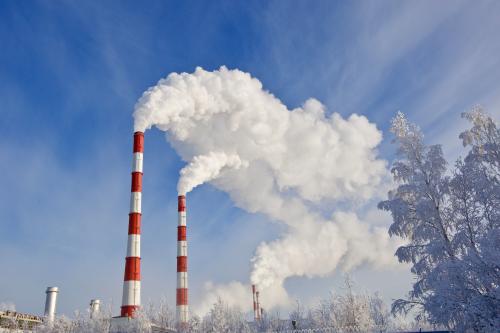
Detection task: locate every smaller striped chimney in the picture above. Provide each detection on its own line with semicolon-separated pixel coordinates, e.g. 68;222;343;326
176;195;188;325
252;284;260;321
255;290;261;321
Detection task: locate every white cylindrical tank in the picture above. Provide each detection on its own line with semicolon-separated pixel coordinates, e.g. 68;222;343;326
44;287;59;323
90;299;101;318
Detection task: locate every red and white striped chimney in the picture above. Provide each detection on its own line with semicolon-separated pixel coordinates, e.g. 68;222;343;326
252;285;259;321
255;290;261;321
121;131;144;317
176;195;189;324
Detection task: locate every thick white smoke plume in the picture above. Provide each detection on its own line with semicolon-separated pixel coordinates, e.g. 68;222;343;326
134;67;399;311
177;152;246;195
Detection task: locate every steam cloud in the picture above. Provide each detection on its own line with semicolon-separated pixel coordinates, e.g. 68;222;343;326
134;67;399;311
177;152;247;195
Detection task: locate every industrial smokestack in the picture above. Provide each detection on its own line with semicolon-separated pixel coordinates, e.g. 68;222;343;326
176;195;188;325
121;131;144;317
90;299;100;319
252;284;259;321
44;287;58;323
255;290;261;321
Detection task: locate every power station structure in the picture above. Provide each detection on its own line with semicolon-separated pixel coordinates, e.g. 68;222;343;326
119;131;191;326
116;131;264;328
0;311;43;331
252;284;262;321
0;287;59;332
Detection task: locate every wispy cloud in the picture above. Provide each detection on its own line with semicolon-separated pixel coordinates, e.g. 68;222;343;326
251;1;500;156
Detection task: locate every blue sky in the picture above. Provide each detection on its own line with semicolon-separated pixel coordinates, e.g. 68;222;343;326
1;0;499;317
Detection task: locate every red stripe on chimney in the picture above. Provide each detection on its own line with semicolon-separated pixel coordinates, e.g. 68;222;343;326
176;288;188;305
177;256;187;272
128;213;141;235
124;256;141;281
133;132;144;153
131;172;142;192
178;195;186;212
120;305;138;317
178;226;187;241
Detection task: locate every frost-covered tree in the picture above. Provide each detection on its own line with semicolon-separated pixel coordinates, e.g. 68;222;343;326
34;301;148;333
336;276;374;331
187;314;202;333
144;297;175;329
256;309;288;332
200;298;253;333
60;307;112;333
201;298;230;333
22;282;413;333
369;292;390;332
35;315;74;333
379;108;500;332
308;276;390;332
288;300;307;330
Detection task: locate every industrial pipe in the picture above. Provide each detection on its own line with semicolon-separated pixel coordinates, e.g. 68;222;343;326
90;299;100;319
44;287;58;323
